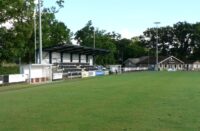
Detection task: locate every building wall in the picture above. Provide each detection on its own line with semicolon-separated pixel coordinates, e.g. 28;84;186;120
63;53;71;63
42;52;49;64
159;64;184;71
124;61;136;67
81;55;86;63
52;52;61;63
185;63;200;71
72;54;79;63
88;55;93;65
22;65;52;79
39;51;94;65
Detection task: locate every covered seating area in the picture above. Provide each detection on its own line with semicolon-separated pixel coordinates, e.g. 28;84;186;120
38;44;109;79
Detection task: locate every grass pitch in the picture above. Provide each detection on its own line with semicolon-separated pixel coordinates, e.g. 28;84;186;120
0;72;200;131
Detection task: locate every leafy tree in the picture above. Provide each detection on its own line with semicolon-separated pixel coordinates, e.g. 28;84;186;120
116;38;146;63
0;27;16;62
74;20;94;47
171;22;194;60
115;38;131;63
0;0;35;63
0;0;70;63
141;21;200;62
95;32;117;65
75;20;117;65
0;0;23;24
41;8;72;47
190;22;200;60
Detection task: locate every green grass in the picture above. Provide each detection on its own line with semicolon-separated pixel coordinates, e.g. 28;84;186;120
0;72;200;131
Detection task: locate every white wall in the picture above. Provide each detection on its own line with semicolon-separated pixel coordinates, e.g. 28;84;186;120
88;55;93;65
53;73;63;80
52;52;61;63
22;64;52;79
9;74;26;83
0;76;3;84
81;55;86;63
63;53;71;63
42;52;49;64
193;64;200;69
72;54;79;63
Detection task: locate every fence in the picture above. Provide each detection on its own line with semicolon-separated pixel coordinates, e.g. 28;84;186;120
122;67;148;72
0;74;27;85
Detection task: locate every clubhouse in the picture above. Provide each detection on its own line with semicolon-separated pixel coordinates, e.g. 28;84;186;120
124;56;200;71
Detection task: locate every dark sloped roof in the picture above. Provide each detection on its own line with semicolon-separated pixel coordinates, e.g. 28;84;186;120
124;56;148;64
138;56;168;64
125;56;185;65
42;44;110;55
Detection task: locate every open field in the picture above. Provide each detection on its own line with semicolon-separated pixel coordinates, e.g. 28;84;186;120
0;72;200;131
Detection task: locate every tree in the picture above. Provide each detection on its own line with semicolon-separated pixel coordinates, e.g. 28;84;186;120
0;0;35;63
116;38;146;63
95;32;117;65
74;20;94;47
115;38;131;63
190;22;200;60
75;20;118;65
172;22;195;60
0;27;16;62
141;21;200;62
0;0;70;63
41;8;72;47
0;0;23;24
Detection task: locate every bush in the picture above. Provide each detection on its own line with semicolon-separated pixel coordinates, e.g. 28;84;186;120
0;66;19;75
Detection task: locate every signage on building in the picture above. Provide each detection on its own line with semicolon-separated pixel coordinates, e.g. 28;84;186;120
168;58;175;64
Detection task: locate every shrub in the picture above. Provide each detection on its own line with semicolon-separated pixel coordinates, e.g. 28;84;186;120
0;66;19;75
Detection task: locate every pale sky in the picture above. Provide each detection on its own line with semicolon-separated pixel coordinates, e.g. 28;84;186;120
44;0;200;39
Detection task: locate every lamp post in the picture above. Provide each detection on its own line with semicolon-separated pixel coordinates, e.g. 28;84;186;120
154;22;160;71
93;28;95;48
38;0;42;64
93;28;96;65
34;2;37;64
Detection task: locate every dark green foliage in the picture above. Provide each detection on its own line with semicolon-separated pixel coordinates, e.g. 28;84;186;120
1;0;200;65
142;21;200;61
0;0;71;64
42;9;72;47
75;21;118;65
116;38;146;63
74;20;95;47
0;66;19;75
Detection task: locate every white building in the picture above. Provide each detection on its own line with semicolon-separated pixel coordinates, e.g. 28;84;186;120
124;56;185;71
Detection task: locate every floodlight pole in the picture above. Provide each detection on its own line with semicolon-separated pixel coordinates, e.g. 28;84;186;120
93;28;95;48
154;22;160;71
38;0;42;64
34;5;37;64
93;28;96;65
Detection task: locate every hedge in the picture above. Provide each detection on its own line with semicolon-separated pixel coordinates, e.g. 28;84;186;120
0;66;19;75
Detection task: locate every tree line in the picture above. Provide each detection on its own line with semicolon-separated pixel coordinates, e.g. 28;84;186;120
1;0;200;66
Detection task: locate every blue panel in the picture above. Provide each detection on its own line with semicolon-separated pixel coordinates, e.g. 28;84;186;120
95;71;105;76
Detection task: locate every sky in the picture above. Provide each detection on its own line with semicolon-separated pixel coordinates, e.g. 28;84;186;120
44;0;200;39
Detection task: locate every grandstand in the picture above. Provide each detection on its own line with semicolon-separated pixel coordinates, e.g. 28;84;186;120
1;44;110;85
38;44;109;79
